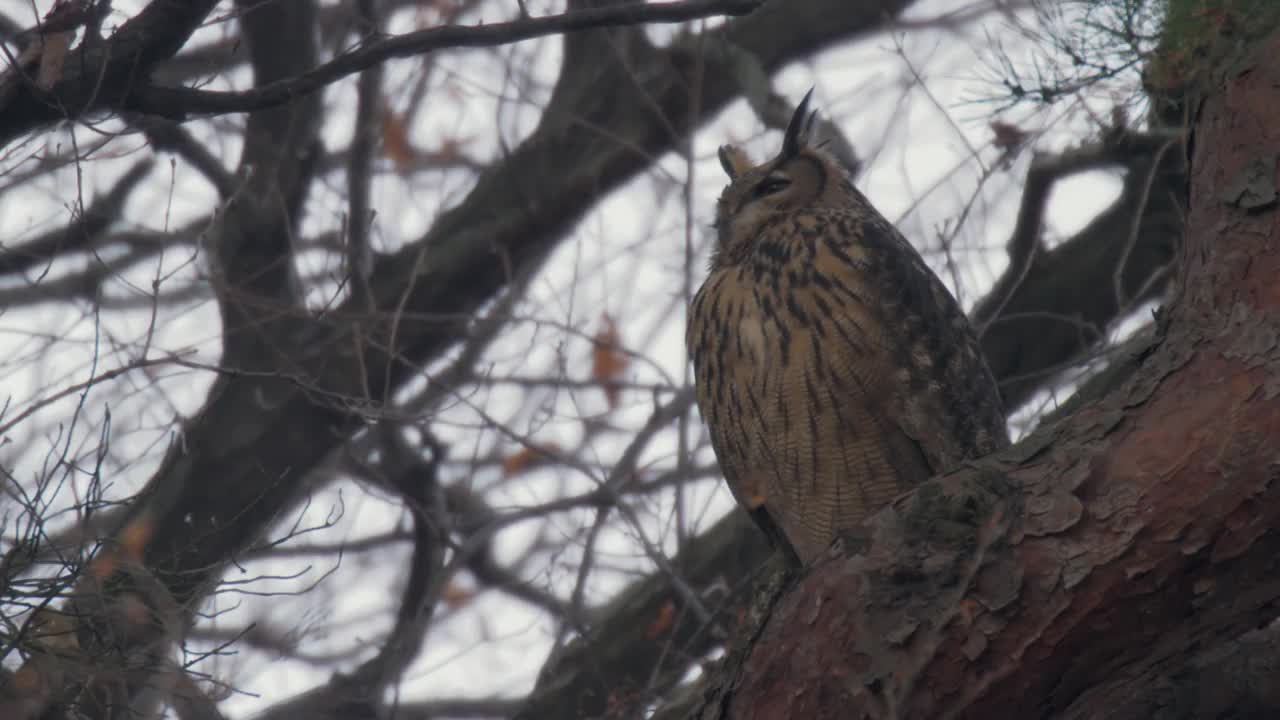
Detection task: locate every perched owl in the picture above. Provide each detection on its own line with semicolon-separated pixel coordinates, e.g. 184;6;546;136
687;91;1008;566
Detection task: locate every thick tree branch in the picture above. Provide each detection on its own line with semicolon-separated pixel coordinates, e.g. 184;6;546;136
2;3;327;716
343;0;381;313
1058;623;1280;718
973;132;1175;342
0;0;221;146
250;429;448;720
132;0;324;605
975;130;1185;410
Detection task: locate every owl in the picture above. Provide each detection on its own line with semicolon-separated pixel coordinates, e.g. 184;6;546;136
687;90;1008;566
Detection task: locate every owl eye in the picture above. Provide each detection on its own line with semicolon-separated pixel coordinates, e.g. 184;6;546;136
753;176;791;197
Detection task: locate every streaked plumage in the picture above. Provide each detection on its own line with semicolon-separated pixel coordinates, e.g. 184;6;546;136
687;91;1007;565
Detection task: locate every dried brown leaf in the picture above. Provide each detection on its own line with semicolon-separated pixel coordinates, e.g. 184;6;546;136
591;314;628;409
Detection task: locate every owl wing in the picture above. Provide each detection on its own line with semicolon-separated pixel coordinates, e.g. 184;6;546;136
872;407;937;489
802;292;939;548
851;213;1009;470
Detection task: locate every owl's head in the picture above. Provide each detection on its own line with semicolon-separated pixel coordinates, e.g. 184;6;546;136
712;90;854;265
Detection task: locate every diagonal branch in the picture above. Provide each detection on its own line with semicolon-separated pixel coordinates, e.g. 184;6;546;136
0;159;153;279
974;130;1185;410
125;0;765;119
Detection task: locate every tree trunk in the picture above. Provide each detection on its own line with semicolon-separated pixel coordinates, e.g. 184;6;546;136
695;23;1280;720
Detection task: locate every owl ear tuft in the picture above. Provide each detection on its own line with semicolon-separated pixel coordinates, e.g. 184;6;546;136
718;145;753;179
782;88;817;159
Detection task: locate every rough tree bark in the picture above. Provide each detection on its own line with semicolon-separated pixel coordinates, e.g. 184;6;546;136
692;23;1280;720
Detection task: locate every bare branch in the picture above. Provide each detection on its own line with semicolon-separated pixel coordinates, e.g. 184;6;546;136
127;1;765;120
974;129;1185;410
0;159;153;279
